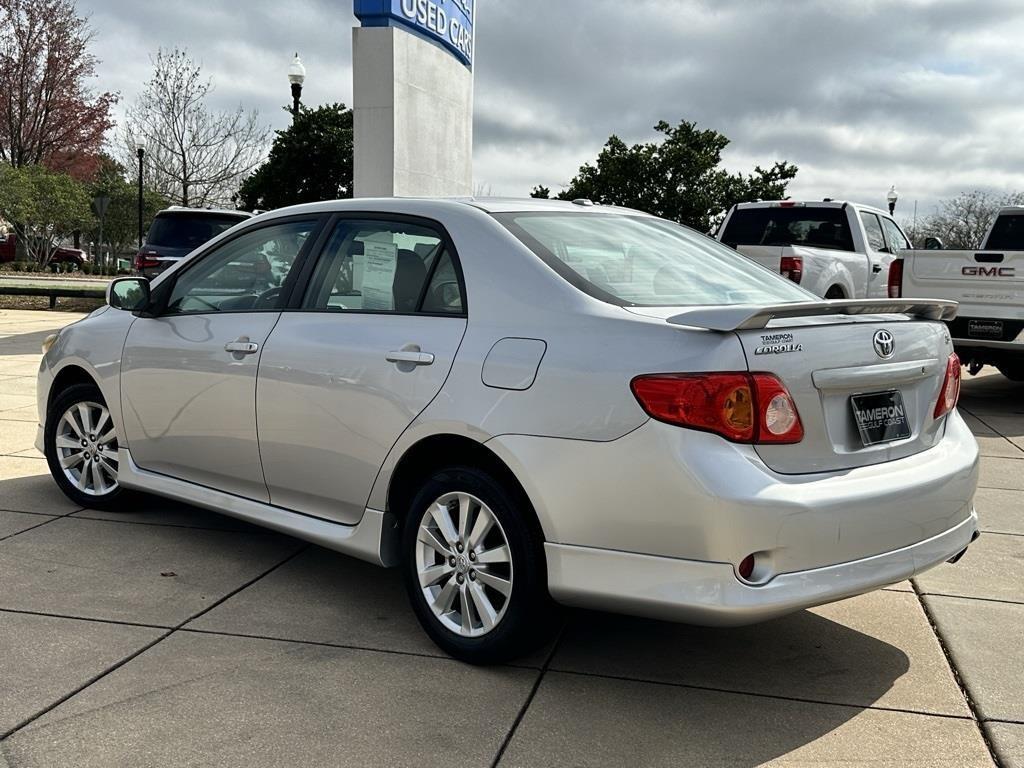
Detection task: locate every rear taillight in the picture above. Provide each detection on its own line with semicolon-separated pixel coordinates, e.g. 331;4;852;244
934;353;961;419
631;372;804;444
780;256;803;284
134;251;159;270
888;259;904;298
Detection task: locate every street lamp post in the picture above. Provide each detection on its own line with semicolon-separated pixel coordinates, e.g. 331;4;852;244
136;140;146;249
887;185;899;216
288;53;306;120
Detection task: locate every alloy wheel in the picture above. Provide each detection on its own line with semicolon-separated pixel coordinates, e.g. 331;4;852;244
414;491;513;638
55;401;119;496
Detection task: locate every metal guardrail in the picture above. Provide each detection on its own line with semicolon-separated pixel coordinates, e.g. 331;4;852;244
0;278;108;309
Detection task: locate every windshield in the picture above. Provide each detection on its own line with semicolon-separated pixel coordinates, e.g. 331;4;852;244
147;213;247;249
495;212;813;307
720;206;855;252
986;214;1024;250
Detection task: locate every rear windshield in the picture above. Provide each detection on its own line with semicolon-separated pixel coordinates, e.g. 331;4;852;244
495;212;812;307
985;214;1024;250
720;206;855;252
147;213;247;249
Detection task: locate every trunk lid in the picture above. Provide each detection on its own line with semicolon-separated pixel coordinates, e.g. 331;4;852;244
736;316;953;474
627;300;957;474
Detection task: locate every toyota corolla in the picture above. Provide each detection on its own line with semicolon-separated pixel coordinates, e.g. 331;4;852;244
36;198;979;663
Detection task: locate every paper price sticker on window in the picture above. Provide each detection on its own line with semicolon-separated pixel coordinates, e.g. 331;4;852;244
361;241;399;310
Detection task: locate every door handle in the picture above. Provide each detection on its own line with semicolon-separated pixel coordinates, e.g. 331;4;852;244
225;340;259;355
872;263;883;273
386;350;434;366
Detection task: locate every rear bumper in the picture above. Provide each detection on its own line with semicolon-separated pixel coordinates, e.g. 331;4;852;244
949;315;1024;352
545;510;978;626
489;406;979;624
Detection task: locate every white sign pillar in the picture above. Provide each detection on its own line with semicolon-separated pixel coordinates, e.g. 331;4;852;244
353;1;475;198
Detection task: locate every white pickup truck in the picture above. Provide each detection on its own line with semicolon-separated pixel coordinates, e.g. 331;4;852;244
717;200;910;299
896;206;1024;380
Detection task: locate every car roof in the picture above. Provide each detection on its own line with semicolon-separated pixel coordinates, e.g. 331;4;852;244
732;200;893;217
156;207;252;218
248;197;654;221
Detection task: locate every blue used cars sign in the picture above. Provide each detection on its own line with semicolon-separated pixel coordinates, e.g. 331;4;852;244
354;0;474;68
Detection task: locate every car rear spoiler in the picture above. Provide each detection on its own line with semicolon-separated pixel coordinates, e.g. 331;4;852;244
666;299;959;332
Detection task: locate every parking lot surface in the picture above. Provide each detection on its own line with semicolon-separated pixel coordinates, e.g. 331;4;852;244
0;308;1021;767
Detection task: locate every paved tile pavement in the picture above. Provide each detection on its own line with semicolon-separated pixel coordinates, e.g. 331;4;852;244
0;308;1020;766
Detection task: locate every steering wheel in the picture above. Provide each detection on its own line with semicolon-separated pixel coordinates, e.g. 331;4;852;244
253;286;282;310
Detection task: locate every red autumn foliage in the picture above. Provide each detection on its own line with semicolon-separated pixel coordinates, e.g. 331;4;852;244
0;0;117;182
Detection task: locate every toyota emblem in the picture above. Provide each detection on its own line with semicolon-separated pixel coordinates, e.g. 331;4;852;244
873;329;896;359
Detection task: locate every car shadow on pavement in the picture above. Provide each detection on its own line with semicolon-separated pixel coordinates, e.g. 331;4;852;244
1;467;916;766
527;605;917;764
0;329;61;357
961;373;1024;412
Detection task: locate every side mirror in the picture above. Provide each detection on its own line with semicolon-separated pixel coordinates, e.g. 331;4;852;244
107;276;151;312
924;236;944;250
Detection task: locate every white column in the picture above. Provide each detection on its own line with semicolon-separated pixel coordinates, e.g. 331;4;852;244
353;25;474;198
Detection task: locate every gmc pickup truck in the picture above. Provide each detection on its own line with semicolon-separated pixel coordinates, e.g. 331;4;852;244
896;206;1024;379
717;200;910;299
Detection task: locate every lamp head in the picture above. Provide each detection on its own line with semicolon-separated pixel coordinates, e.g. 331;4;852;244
288;53;306;85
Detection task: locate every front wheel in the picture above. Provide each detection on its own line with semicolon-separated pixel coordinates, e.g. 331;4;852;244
401;466;553;664
44;383;126;509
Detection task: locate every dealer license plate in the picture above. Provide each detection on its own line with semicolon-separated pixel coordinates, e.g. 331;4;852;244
850;390;912;446
967;319;1004;340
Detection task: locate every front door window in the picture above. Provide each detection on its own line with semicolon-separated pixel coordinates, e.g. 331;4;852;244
166;220;316;314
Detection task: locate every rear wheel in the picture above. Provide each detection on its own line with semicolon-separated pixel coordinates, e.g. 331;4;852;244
44;383;126;509
824;286;845;299
401;466;553;664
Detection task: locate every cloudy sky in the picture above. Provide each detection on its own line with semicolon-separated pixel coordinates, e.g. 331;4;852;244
80;0;1024;219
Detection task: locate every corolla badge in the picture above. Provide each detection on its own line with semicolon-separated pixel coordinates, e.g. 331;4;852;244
873;329;896;359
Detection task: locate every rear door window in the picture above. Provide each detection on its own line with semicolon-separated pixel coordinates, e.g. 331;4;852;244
302;219;463;314
880;217;910;251
859;212;886;252
720;207;855;252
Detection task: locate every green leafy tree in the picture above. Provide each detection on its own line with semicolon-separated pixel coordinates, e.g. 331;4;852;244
530;185;551;199
236;103;353;211
0;164;89;264
549;119;797;232
86;156;167;262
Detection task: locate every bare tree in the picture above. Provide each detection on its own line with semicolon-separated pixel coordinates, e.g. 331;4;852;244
913;190;1024;249
0;0;116;180
123;48;269;208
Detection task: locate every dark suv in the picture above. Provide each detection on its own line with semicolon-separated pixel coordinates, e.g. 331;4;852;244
135;207;253;279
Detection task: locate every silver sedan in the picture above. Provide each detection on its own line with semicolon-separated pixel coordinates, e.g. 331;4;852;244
36;198;979;663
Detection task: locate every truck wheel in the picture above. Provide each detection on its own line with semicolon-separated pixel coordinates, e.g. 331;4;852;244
825;286;845;299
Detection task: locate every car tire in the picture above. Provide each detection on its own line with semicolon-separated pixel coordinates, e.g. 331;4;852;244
824;286;845;299
401;465;554;664
44;383;129;510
